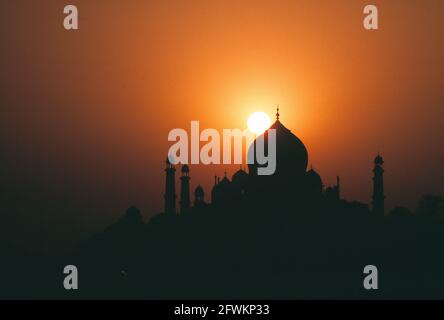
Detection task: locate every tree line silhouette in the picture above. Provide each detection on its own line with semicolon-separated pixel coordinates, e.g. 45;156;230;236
1;193;444;299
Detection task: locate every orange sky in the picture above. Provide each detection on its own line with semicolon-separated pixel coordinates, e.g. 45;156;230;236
0;0;443;252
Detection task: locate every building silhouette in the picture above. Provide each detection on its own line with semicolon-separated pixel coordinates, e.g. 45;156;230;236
163;108;383;215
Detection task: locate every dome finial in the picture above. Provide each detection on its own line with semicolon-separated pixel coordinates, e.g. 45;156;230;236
276;105;280;120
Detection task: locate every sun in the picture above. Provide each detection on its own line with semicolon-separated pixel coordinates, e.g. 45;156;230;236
247;111;272;135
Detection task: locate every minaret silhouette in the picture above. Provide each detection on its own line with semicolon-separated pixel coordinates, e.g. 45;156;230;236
372;154;385;216
336;176;340;199
164;157;176;215
180;165;191;214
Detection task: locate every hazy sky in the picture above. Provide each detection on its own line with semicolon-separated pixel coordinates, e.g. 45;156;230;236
0;0;443;252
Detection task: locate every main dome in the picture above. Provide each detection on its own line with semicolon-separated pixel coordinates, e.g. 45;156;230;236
248;119;308;178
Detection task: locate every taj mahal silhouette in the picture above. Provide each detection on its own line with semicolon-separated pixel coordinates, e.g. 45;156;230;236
163;108;385;218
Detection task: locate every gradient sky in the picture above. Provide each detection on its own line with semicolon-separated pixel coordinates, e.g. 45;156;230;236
0;0;443;253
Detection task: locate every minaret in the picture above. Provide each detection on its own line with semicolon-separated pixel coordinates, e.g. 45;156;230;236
180;164;191;214
164;157;176;215
372;154;385;216
336;176;340;199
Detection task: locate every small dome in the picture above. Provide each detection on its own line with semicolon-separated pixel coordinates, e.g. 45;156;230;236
232;168;248;183
218;176;230;187
306;168;321;180
306;168;323;193
181;164;190;173
374;154;384;165
195;185;204;197
211;175;231;196
211;175;233;205
125;206;142;222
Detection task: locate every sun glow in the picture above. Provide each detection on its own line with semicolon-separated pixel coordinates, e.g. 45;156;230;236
247;112;272;135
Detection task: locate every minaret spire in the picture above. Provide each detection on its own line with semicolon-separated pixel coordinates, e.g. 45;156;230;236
372;154;385;216
276;105;280;120
164;157;177;215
